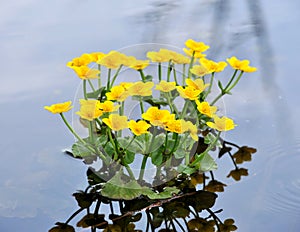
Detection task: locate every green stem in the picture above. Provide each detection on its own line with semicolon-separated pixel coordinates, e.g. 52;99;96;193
83;80;88;100
180;101;189;119
203;72;215;100
224;69;238;90
110;65;123;88
167;133;179;155
107;128;118;160
139;70;146;82
124;135;136;151
139;99;145;114
210;70;243;105
138;155;148;181
188;51;195;78
60;113;86;145
167;60;172;81
226;70;244;92
124;163;135;179
97;64;101;88
173;66;178;85
182;64;186;84
88;121;95;144
191;132;221;166
158;63;162;81
106;68;112;90
87;79;96;92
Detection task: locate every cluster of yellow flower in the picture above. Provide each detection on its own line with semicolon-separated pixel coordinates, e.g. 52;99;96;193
44;39;256;177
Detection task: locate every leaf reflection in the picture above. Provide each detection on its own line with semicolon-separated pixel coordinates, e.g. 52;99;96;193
49;139;255;232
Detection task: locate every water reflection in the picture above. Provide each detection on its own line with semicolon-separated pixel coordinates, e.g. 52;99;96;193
49;138;256;231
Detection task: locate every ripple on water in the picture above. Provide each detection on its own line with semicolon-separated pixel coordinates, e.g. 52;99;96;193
259;140;300;216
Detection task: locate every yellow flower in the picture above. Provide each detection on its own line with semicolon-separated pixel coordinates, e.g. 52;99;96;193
67;53;92;68
142;106;175;127
76;99;103;121
98;51;125;69
102;114;129;131
129;59;150;70
200;58;227;73
71;66;100;80
182;120;198;141
127;81;154;96
119;82;134;90
186;78;210;92
128;120;151;136
189;65;210;76
206;116;236;131
147;50;171;63
89;52;106;63
155;80;176;92
185;39;210;53
226;56;257;72
183;48;207;59
44;101;73;114
165;119;188;134
98;101;120;113
170;52;190;64
120;55;137;67
106;85;129;102
195;101;217;117
176;86;201;100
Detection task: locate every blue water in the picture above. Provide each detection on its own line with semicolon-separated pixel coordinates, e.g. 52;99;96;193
1;0;300;231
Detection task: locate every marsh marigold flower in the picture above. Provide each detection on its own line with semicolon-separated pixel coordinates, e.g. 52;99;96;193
129;59;150;70
106;85;129;102
89;52;106;63
200;58;227;73
186;78;210;92
165;119;188;134
98;51;125;69
183;121;198;141
155;80;176;92
142;107;175;127
227;168;248;181
128;120;151;136
76;99;102;121
128;81;154;96
195;100;217;117
176;86;201;100
98;101;120;113
185;39;210;53
67;53;92;68
189;65;210;77
206;116;236;131
71;66;100;80
44;101;73;114
102;114;128;131
147;50;171;63
226;56;257;72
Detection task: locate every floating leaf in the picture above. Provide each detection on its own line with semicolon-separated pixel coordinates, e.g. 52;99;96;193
49;223;75;232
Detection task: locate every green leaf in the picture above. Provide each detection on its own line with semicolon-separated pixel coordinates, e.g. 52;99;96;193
151;146;164;166
72;142;93;158
178;164;197;175
123;150;135;164
144;75;153;82
118;137;145;154
86;87;105;99
101;172;179;200
195;153;218;172
218;80;224;91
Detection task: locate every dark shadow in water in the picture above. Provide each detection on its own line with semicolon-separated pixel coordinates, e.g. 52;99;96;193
49;138;256;232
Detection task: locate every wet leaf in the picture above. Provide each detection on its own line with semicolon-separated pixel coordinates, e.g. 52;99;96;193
77;214;107;228
49;222;75;232
184;191;217;211
195;153;218;172
123;150;135;164
73;191;95;208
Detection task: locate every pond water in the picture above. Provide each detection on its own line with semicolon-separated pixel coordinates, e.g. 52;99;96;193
1;0;300;231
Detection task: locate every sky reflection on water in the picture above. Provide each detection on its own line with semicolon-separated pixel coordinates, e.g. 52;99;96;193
1;0;300;231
